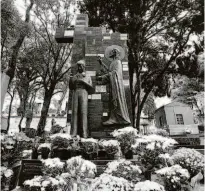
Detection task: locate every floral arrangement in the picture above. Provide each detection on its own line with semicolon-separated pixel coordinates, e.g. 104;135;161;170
90;173;132;191
65;156;97;179
60;156;97;190
81;138;98;154
55;173;72;191
1;132;34;165
50;133;72;149
134;180;165;191
111;126;138;155
41;158;65;177
104;159;142;183
132;134;177;170
171;147;204;178
100;140;120;157
1;166;14;190
156;164;190;191
23;176;59;191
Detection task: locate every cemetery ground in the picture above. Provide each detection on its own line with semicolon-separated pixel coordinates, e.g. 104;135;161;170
1;124;204;191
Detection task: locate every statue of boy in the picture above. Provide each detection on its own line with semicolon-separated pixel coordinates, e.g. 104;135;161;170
69;60;93;138
96;45;131;126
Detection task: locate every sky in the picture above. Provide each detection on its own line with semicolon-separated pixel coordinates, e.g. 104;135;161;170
11;0;172;110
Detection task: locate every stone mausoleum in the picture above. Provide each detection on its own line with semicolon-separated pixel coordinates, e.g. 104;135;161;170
56;14;133;138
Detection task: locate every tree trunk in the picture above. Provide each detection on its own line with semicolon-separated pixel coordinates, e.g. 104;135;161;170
1;0;34;110
37;88;54;136
6;93;14;133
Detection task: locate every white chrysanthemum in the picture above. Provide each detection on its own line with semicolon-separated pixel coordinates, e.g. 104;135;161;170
100;139;119;147
134;180;165;191
49;133;72;140
42;158;65;169
81;138;98;143
111;126;138;137
4;169;13;178
38;143;51;150
91;174;132;191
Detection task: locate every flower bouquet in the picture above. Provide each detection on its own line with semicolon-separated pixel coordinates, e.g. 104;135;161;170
132;134;177;179
111;126;138;159
23;175;59;191
134;180;165;191
99;140;120;159
104;159;142;183
90;173;132;191
65;156;97;190
50;133;73;160
156;164;190;191
38;143;51;159
1;166;14;190
171;148;204;178
41;158;65;177
80;138;98;160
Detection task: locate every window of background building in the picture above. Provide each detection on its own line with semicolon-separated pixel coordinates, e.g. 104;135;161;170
176;114;184;124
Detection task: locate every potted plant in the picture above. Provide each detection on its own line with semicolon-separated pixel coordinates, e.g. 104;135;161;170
1;166;14;191
90;173;132;191
65;156;97;190
111;126;138;159
80;138;98;160
156;164;190;191
41;158;65;177
132;134;177;180
38;143;51;159
104;159;142;183
23;175;59;191
171;147;204;179
50;134;73;160
134;180;165;191
99;140;120;160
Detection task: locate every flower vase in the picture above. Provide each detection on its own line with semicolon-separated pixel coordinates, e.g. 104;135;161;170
107;153;115;160
31;148;38;159
41;151;50;159
144;170;152;180
124;150;133;159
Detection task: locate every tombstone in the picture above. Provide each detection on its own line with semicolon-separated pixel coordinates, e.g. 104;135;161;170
55;14;133;138
15;160;42;187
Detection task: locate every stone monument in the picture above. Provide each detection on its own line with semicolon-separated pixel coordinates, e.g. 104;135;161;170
55;14;133;138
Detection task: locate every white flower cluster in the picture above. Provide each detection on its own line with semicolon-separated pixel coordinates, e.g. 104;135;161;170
171;147;204;176
105;159;142;175
22;149;32;158
100;139;119;147
81;138;98;143
38;143;51;150
41;158;65;177
156;164;190;190
24;176;59;191
66;156;97;179
134;180;165;191
111;126;138;137
49;133;72;140
1;166;13;178
156;164;190;178
132;134;177;151
90;173;132;191
42;158;65;169
13;132;34;142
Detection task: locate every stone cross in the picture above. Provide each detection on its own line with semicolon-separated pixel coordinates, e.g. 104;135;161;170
55;14;133;138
